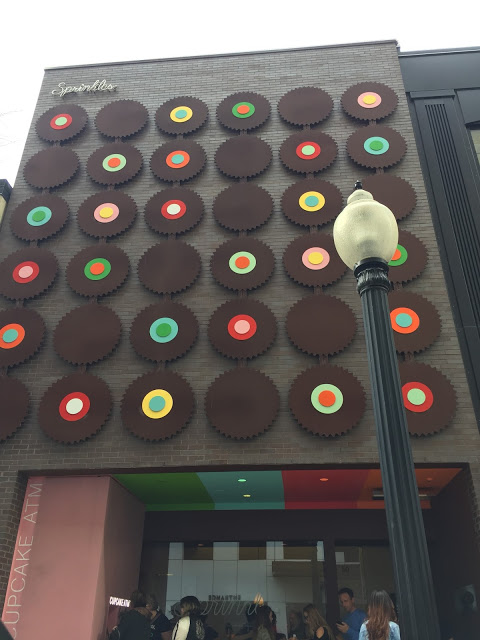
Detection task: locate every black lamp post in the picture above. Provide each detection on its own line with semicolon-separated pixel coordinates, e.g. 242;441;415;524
333;183;440;640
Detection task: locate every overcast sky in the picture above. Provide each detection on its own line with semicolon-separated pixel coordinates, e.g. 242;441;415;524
1;0;478;186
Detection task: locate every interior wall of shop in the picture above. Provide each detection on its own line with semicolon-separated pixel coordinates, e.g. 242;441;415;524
15;476;144;640
1;40;480;612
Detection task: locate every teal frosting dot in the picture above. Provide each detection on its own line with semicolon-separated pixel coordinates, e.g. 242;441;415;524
305;195;319;207
2;329;19;343
175;109;188;119
149;396;166;412
396;313;413;328
171;154;185;165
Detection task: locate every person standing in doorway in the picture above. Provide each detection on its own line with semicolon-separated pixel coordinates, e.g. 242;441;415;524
358;591;400;640
336;588;366;640
172;596;206;640
146;594;173;640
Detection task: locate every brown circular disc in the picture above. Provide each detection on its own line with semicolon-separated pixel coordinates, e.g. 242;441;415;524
211;237;274;291
130;301;198;363
138;241;201;295
217;92;270;132
54;303;121;366
388;290;440;354
398;361;456;436
215;136;272;179
145;188;204;236
86;143;142;186
289;365;365;437
10;194;69;242
346;125;407;169
213;183;273;232
287;295;356;357
38;373;112;444
278;87;333;126
24;147;79;189
66;245;129;298
341;82;398;122
388;230;428;284
77;191;137;238
0;247;58;301
150;140;206;183
122;371;194;441
0;375;29;441
280;131;337;175
36;104;88;142
0;307;45;368
95;100;148;138
283;233;347;288
282;178;343;228
363;174;416;221
156;96;208;135
206;368;279;439
208;299;276;360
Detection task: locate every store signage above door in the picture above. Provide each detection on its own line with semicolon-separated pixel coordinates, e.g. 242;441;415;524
52;80;117;98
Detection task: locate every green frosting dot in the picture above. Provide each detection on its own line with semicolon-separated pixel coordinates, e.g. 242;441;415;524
407;388;426;406
32;210;46;222
156;323;172;338
55;116;68;126
302;145;316;156
175;109;187;118
149;396;166;412
305;195;319;206
369;140;384;151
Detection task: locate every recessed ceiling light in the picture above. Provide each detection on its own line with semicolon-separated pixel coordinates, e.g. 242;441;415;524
198;543;204;547
319;477;329;482
426;477;433;482
238;478;247;483
243;494;251;498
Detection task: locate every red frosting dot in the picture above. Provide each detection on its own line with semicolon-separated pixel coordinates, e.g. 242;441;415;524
108;157;121;168
318;390;336;407
90;262;105;275
235;256;250;269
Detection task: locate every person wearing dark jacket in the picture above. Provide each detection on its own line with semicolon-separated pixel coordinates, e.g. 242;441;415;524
109;590;151;640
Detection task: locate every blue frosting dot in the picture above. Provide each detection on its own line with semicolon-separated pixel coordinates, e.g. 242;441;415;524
171;154;185;165
176;109;188;118
396;313;413;328
305;195;319;207
2;329;19;343
149;396;166;412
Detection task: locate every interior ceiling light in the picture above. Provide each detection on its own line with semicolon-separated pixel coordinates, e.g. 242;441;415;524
238;478;247;482
372;488;431;500
243;494;251;498
319;477;329;482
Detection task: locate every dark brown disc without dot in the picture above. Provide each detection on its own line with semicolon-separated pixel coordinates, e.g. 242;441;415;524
24;147;79;189
289;365;365;437
150;140;206;183
0;376;29;441
363;174;416;221
66;245;129;298
54;303;121;366
217;92;270;131
278;87;333;126
286;295;356;357
341;82;398;122
399;361;456;436
36;104;88;143
10;194;69;242
213;183;273;232
283;233;347;288
86;143;143;186
208;299;277;360
156;96;208;135
122;371;194;441
77;191;137;239
388;230;428;284
206;368;279;439
38;373;112;444
346;125;406;169
145;188;204;236
215;136;272;179
280;131;337;174
282;178;343;228
95;100;148;138
138;241;201;295
0;307;45;368
130;301;198;363
211;237;274;292
388;290;440;354
0;247;58;301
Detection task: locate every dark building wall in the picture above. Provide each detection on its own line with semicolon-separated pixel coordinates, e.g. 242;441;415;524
1;41;479;600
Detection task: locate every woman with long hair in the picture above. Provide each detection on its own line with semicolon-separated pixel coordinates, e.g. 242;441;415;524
172;596;206;640
253;605;276;640
302;604;334;640
359;591;400;640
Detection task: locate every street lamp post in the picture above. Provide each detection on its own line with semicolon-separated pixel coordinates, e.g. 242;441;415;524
333;183;440;640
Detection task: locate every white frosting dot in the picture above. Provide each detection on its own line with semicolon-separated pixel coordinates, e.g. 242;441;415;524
166;203;182;216
66;398;84;415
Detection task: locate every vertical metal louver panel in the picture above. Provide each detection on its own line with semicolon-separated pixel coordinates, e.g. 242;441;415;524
426;103;480;326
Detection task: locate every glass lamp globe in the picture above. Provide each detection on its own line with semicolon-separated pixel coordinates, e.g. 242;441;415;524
333;188;399;270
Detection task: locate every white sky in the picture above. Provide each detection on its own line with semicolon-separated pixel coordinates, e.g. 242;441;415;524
1;0;479;186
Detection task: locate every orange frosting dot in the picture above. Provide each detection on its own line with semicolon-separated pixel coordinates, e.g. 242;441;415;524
236;105;250;114
318;390;336;407
108;157;121;168
235;256;250;269
90;262;105;275
392;248;401;261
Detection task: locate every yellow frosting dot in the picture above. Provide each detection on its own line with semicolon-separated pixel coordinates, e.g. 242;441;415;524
363;94;377;105
308;252;324;265
99;207;114;219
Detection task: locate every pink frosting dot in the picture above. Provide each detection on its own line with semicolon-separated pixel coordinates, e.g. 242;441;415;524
234;320;251;335
18;266;34;279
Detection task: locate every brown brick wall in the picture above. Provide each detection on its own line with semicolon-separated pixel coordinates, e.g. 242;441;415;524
1;41;479;601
